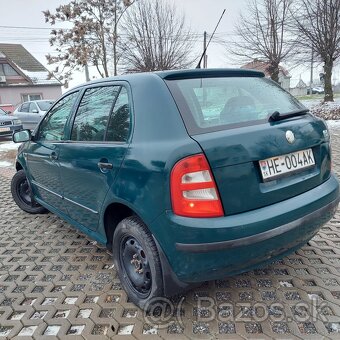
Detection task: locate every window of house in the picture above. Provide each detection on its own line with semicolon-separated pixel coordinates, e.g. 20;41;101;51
71;86;121;142
22;94;42;102
3;64;19;76
0;64;19;76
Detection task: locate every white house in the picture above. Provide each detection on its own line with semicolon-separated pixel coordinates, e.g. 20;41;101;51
241;59;291;91
0;43;62;112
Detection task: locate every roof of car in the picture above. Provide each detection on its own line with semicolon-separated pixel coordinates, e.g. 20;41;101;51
22;100;54;103
69;68;265;92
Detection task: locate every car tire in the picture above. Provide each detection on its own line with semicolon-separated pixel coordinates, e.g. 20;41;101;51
11;170;47;214
112;216;164;310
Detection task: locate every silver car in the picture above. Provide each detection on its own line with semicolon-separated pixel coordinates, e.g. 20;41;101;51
13;100;54;130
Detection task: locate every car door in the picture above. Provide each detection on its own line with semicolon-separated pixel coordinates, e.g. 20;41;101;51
58;84;131;231
27;103;44;129
15;103;30;128
25;91;79;213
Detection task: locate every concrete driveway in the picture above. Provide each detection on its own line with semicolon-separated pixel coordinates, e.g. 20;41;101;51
0;131;340;339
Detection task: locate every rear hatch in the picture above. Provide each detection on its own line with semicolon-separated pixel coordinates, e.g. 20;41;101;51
165;71;331;215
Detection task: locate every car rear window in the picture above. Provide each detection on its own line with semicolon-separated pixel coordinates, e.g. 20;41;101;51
166;77;305;135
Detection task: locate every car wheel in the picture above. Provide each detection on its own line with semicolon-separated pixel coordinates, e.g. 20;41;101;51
113;216;163;310
11;170;47;214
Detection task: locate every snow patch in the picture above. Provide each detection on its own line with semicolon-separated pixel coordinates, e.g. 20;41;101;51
0;327;12;336
64;297;78;304
0;142;19;151
78;309;92;318
42;297;57;305
54;310;70;318
18;326;37;336
68;325;85;335
328;323;340;333
308;293;320;300
301;98;340;120
44;325;60;336
0;161;12;167
143;326;158;335
13;63;60;85
300;97;340;109
118;325;134;335
326;120;340;128
10;312;25;320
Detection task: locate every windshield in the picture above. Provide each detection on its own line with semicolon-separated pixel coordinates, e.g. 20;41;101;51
166;77;305;134
37;100;54;111
0;108;7;115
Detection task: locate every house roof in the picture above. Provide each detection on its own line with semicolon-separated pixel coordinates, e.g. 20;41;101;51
0;43;61;86
291;78;307;89
241;60;290;78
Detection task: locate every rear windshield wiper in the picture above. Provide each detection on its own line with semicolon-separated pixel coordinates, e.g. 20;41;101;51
268;108;309;122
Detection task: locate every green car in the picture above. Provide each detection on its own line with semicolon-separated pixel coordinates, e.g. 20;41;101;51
11;69;339;309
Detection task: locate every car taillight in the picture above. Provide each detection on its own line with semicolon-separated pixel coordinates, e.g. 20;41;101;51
170;154;224;218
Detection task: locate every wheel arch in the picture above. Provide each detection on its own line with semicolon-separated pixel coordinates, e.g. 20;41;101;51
15;161;23;171
103;202;145;251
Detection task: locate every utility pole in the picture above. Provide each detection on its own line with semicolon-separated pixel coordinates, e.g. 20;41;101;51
203;31;207;68
85;64;90;82
114;0;118;76
309;48;314;95
82;38;90;82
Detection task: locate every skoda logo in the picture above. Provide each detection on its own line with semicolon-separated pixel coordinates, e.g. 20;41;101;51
286;130;295;144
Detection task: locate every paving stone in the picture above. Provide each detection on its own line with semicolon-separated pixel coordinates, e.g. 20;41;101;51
1;129;340;338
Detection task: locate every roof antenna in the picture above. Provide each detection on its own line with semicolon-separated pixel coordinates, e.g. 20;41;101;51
196;9;226;69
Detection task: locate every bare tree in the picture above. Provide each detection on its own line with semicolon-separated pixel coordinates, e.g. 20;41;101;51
119;0;195;72
292;0;340;102
230;0;294;82
44;0;134;87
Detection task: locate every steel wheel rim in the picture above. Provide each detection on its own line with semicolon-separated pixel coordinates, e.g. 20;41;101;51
120;236;152;297
18;177;32;206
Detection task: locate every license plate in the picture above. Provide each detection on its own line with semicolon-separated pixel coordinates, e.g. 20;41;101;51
259;148;315;181
0;127;10;132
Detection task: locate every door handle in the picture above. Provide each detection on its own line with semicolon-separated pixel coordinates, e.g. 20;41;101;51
50;151;58;160
98;162;113;170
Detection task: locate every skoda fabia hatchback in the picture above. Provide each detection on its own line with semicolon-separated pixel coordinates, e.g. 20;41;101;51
11;69;339;309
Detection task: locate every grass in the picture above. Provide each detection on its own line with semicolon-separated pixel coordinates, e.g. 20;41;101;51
296;93;340;101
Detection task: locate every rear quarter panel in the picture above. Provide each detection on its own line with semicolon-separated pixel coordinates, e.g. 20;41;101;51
101;74;202;230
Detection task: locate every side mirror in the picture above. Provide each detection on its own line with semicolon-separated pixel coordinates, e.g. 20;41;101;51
32;109;39;114
13;129;31;143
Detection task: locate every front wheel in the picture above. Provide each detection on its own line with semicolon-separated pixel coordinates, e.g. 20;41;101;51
11;170;47;214
112;216;163;310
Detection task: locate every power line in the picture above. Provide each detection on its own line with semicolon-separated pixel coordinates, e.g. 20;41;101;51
0;25;66;30
0;24;238;37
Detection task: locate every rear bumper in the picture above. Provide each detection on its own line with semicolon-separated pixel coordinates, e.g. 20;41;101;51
175;197;339;253
151;174;339;286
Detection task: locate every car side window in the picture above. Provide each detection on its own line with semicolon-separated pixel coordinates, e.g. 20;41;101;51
29;103;38;113
71;86;120;142
21;103;29;112
37;92;78;141
106;87;131;142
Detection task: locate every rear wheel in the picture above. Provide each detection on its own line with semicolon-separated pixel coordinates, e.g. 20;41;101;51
112;216;163;310
11;170;47;214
